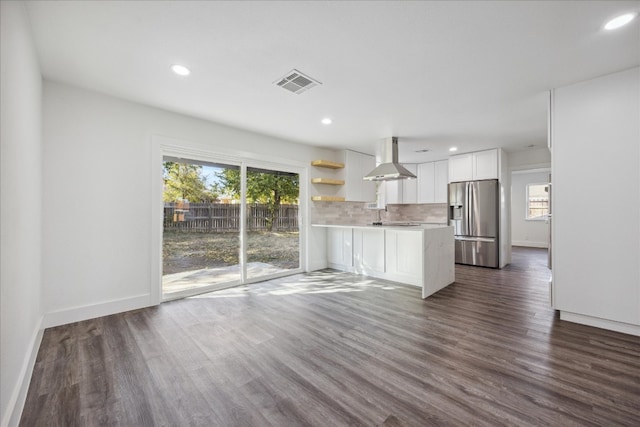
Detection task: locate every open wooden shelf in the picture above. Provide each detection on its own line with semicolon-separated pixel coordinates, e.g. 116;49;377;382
311;196;345;202
311;178;345;185
311;160;345;169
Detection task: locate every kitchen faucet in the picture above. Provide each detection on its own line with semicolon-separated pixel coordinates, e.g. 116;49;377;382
373;205;387;226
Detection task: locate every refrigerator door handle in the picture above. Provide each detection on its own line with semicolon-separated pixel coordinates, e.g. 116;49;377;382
456;236;496;243
465;182;471;234
468;182;474;235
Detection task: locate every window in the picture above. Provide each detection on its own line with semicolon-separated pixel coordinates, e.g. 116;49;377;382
526;183;549;220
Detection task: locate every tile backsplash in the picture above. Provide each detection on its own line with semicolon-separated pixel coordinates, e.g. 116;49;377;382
311;202;447;225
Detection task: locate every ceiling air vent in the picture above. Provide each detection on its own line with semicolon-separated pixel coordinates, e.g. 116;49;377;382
415;149;430;153
275;69;321;94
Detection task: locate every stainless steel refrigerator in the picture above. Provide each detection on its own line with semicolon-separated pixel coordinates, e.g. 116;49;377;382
448;179;499;268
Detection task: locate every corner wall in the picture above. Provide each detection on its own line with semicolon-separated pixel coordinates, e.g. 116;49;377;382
0;2;44;426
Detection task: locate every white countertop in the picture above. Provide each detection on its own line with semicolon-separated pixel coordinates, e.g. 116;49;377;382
312;223;450;231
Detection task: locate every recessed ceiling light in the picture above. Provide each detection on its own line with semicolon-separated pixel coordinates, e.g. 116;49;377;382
449;147;458;152
321;118;332;125
171;64;191;76
604;13;636;30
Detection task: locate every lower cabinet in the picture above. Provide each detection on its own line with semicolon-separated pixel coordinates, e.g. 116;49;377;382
385;230;423;286
353;229;385;275
323;225;454;298
327;227;422;287
327;227;353;269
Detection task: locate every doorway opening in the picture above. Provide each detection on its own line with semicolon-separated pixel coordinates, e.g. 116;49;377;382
510;168;551;260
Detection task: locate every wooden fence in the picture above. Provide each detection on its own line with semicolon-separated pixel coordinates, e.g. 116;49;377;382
164;203;299;232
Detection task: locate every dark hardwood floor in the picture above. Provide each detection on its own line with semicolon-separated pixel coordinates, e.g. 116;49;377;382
20;247;640;426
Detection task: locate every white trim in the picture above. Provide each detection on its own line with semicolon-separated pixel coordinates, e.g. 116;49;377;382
240;164;248;282
162;280;242;303
511;167;550;175
43;294;152;328
308;259;328;272
2;317;43;427
560;311;640;336
512;241;548;248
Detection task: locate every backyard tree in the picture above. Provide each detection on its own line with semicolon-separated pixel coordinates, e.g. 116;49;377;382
215;168;299;231
163;161;217;202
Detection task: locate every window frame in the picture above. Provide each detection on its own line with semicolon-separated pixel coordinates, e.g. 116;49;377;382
525;182;549;221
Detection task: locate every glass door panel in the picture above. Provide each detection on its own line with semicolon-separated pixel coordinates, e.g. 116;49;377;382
162;157;241;298
246;167;300;280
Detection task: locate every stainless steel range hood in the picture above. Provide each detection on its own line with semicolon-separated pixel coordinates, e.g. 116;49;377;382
363;137;417;181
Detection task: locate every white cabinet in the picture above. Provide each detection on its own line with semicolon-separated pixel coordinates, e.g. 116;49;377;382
434;160;449;203
384;180;402;204
448;149;499;182
417;162;435;203
321;225;455;297
473;149;499;180
327;227;353;269
384;164;417;204
344;150;376;202
385;229;423;287
401;164;418;204
417;160;448;203
448;153;473;182
353;229;385;275
552;67;640;334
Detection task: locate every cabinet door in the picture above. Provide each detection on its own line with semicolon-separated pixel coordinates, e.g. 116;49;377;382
473;149;498;180
434;160;449;203
448;153;473;182
402;164;418;204
417;162;435;203
345;151;376;202
385;230;423;286
385;180;403;204
327;228;352;267
354;229;385;275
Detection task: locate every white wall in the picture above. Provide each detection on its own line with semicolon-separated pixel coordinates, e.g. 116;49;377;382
552;67;639;335
509;147;550;171
42;81;333;326
511;170;549;248
0;2;44;426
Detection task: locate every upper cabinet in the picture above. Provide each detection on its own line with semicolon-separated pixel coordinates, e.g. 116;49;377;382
448;153;473;182
473;149;499;180
385;161;448;205
344;150;376;202
384;164;417;204
417;162;435;203
448;149;499;182
418;160;448;204
434;160;449;202
402;164;418;204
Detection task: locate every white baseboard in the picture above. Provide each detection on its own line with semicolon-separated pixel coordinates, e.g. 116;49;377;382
560;311;640;336
307;258;328;272
2;316;44;427
43;294;153;328
512;240;548;249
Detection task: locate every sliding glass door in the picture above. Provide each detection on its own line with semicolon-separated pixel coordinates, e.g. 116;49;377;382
162;158;241;298
246;167;300;281
161;156;302;300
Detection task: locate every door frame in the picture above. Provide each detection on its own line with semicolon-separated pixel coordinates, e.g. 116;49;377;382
150;135;308;304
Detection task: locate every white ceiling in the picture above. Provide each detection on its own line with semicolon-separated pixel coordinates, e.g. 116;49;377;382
25;1;639;162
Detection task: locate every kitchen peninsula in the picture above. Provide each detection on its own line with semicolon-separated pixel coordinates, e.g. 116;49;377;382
313;223;455;298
